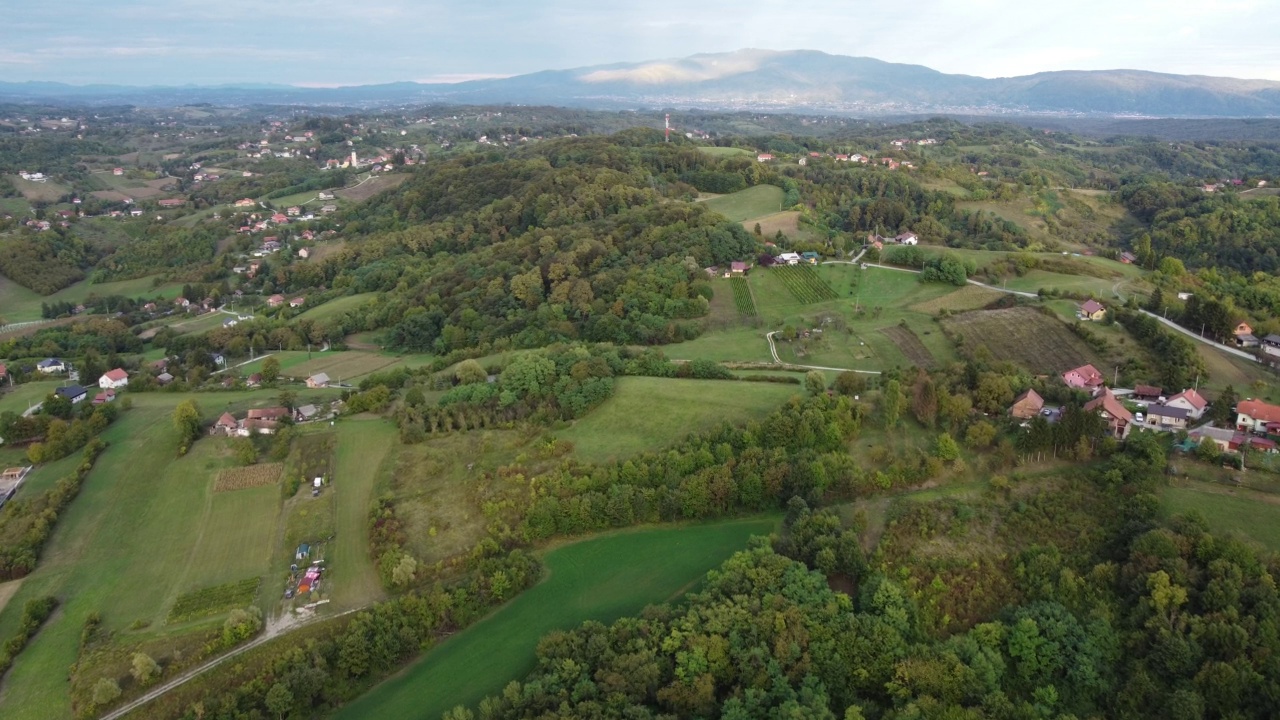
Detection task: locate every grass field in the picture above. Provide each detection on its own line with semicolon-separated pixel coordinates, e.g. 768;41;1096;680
1163;483;1280;551
0;380;61;416
172;311;235;336
335;173;408;202
293;293;377;323
697;146;752;157
0;392;285;720
880;325;935;368
285;352;401;383
8;175;70;203
662;327;773;364
909;285;1004;314
747;210;822;243
0;275;185;324
557;377;799;463
327;419;396;609
333;517;778;720
703;185;785;222
942;306;1102;375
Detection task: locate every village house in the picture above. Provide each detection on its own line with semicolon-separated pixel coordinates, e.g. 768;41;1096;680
295;404;319;422
56;385;88;405
1084;389;1134;440
1188;425;1236;452
113;167;123;175
320;204;337;214
286;206;301;216
289;297;305;308
37;358;65;374
92;389;116;405
214;412;238;435
1237;398;1280;435
1235;321;1253;337
234;198;256;208
318;191;335;200
1078;299;1106;321
298;247;311;259
756;153;774;162
98;368;128;390
156;372;175;386
1061;363;1104;391
247;373;263;388
1008;388;1044;420
1145;404;1189;431
801;252;820;265
1119;251;1137;264
268;294;286;307
306;373;331;389
895;232;918;246
1133;385;1162;402
157;198;184;208
0;363;6;381
775;252;802;265
1262;335;1280;360
730;261;749;274
1165;388;1208;420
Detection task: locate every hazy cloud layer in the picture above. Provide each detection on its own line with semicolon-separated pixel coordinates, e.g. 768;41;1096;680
1;0;1276;85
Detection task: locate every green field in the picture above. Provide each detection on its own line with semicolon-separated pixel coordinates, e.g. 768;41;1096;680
556;377;799;463
0;275;185;324
327;419;395;609
0;380;62;416
941;306;1103;375
697;146;752;157
663;326;773;363
1163;484;1280;551
333;518;777;720
703;184;785;222
293;293;377;323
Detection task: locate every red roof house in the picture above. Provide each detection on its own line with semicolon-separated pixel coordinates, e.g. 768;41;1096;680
1062;364;1104;390
1085;389;1134;439
1237;399;1280;434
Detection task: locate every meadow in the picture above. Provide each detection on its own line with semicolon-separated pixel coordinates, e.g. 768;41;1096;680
293;292;377;323
1163;483;1280;552
696;146;752;158
703;184;785;222
285;351;401;383
0;274;184;324
332;517;778;720
327;419;396;609
941;306;1103;375
556;377;800;464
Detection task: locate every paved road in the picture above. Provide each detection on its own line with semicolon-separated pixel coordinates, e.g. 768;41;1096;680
1139;309;1261;363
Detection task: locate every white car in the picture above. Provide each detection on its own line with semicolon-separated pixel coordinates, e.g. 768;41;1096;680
1135;412;1145;425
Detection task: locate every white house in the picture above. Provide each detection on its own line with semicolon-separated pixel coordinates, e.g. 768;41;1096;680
1165;389;1208;420
895;232;919;246
37;358;65;374
776;252;802;265
98;368;129;390
1236;399;1280;435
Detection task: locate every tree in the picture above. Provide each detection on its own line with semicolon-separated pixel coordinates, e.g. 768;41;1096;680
805;370;826;395
232;437;257;466
130;652;160;686
834;372;867;396
1210;385;1238;425
965;420;998;449
1158;257;1187;277
1145;286;1164;313
278;389;297;411
92;677;121;707
172;399;202;454
265;682;294;720
261;355;281;383
881;379;904;429
935;433;961;461
455;359;487;385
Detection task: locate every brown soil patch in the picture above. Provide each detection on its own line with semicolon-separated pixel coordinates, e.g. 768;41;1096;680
880;325;935;368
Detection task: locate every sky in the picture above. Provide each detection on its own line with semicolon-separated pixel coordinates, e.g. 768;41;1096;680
1;0;1278;86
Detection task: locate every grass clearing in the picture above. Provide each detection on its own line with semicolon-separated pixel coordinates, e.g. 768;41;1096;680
0;275;184;324
880;325;935;368
333;517;778;720
8;175;70;203
942;306;1102;375
910;285;1004;314
662;327;773;364
293;293;377;323
557;377;800;463
747;210;822;243
167;578;261;625
284;351;399;383
1163;483;1280;552
0;380;62;416
335;173;409;202
697;146;752;157
703;184;785;222
327;419;396;609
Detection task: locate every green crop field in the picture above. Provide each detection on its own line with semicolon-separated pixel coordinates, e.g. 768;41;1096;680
0;392;288;720
285;351;400;383
729;277;757;315
293;292;377;323
942;306;1103;375
1163;484;1280;552
556;377;800;463
703;184;785;222
770;264;839;304
333;518;777;720
697;146;752;157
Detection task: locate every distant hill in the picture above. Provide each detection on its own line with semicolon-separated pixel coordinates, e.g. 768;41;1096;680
4;49;1280;117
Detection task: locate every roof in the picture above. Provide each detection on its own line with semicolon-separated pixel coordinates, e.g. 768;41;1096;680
1264;334;1280;346
56;384;86;398
103;368;127;381
1011;388;1043;407
1063;364;1104;386
1147;404;1190;420
1190;425;1235;443
247;407;289;420
1084;390;1133;424
730;261;749;271
1237;399;1280;424
217;412;237;427
1080;299;1105;314
308;373;330;384
157;372;174;382
1134;384;1162;397
296;404;318;417
0;363;6;376
1168;388;1208;411
38;358;62;367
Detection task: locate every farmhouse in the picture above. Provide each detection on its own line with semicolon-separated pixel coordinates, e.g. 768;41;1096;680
234;198;256;208
268;294;286;307
1188;425;1236;452
1133;385;1162;402
1008;389;1044;420
1084;389;1133;440
1078;300;1106;321
729;261;749;274
93;390;116;404
1119;251;1137;264
156;372;174;386
247;373;263;387
306;373;331;389
894;232;919;246
0;363;6;381
248;407;290;421
1144;404;1189;430
776;252;802;265
320;204;337;214
289;297;306;308
298;247;310;259
1235;321;1254;337
756;153;774;162
1061;363;1104;391
1165;388;1208;420
37;358;65;374
215;412;238;435
318;191;335;200
801;252;820;265
56;384;88;404
99;368;128;389
1261;335;1280;360
157;198;185;208
295;404;319;421
1237;399;1280;434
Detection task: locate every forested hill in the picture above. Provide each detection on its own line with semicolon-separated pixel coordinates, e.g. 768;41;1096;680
275;131;758;353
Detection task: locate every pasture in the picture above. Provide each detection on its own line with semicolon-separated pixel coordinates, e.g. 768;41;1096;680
556;377;800;463
285;351;401;383
662;326;773;364
328;419;396;609
909;284;1004;314
697;146;752;157
1163;483;1280;552
293;292;377;323
0;392;287;720
0;274;184;324
0;380;61;416
8;175;70;203
333;518;778;720
703;184;785;222
942;306;1103;375
336;173;408;202
748;210;822;242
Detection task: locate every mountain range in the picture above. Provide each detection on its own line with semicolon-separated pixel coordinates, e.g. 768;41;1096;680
4;49;1280;117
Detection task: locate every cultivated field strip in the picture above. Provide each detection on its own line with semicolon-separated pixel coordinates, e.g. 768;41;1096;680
730;277;757;315
214;463;284;492
771;264;839;304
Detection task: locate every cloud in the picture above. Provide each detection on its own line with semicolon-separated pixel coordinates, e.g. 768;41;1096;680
581;51;773;84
